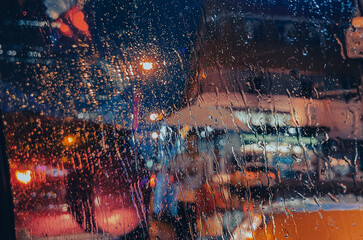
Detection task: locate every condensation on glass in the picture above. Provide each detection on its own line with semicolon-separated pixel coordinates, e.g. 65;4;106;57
0;0;362;239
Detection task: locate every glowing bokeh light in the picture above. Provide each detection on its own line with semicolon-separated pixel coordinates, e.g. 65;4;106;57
151;131;159;139
141;62;153;70
59;23;70;33
62;135;76;146
16;170;32;184
149;113;163;121
150;174;156;188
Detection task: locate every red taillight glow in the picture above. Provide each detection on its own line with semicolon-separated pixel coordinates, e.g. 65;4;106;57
59;23;70;33
70;10;89;32
16;170;32;184
58;21;73;37
56;6;90;37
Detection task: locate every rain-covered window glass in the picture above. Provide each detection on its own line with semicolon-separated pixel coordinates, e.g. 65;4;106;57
0;0;362;239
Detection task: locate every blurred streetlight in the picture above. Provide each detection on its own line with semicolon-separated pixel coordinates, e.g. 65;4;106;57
141;61;153;70
151;131;159;140
62;134;76;147
16;170;32;184
149;113;163;121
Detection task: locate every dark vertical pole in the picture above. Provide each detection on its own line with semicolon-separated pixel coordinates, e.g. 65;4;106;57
0;0;17;237
0;110;16;240
213;136;221;173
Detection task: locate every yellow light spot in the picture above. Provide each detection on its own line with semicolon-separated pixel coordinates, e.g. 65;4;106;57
62;156;69;163
16;170;31;184
62;135;76;146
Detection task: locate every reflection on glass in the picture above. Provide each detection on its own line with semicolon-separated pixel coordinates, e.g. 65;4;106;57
0;0;362;239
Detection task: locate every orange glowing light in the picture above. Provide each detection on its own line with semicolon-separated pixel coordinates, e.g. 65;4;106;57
180;125;191;139
141;62;153;70
16;170;32;184
59;23;70;33
58;21;73;37
150;174;157;188
62;135;76;146
70;10;89;32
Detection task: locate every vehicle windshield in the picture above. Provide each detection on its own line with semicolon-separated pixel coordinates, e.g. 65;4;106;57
0;0;362;239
